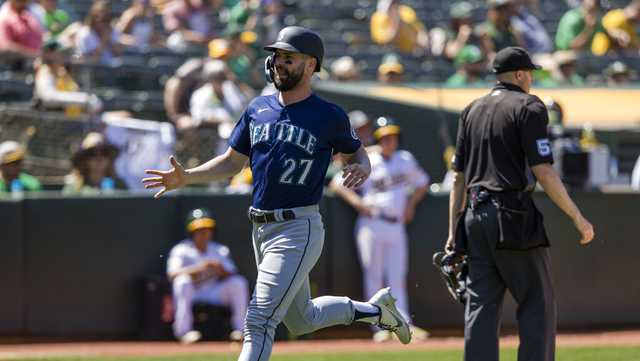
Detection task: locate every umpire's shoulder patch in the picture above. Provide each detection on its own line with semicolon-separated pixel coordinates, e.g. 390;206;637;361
536;138;551;157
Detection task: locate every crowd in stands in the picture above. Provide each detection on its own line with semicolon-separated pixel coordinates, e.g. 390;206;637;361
0;0;639;195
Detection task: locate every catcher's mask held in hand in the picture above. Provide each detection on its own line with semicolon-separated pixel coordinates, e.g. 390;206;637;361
432;251;468;304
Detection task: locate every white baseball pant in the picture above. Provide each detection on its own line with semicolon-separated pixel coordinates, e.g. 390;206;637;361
355;217;410;323
172;273;249;337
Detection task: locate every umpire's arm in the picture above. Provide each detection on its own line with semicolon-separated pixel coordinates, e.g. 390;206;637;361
532;164;594;245
445;171;466;252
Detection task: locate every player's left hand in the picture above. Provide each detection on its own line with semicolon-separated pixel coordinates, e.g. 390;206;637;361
341;163;369;189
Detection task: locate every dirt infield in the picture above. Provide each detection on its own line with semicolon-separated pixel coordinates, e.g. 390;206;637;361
0;330;639;359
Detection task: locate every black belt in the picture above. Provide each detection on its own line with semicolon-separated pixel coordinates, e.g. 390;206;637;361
378;214;400;223
248;208;296;223
468;187;532;210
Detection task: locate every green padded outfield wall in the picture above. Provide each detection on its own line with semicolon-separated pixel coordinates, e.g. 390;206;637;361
0;199;25;334
0;192;639;337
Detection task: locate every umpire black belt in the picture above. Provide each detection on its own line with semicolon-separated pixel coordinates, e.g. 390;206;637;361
248;207;296;223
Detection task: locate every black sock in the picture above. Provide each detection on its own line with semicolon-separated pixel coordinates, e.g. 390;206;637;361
354;305;381;323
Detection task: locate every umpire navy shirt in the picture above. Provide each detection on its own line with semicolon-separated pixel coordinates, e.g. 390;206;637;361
229;93;361;210
453;82;554;192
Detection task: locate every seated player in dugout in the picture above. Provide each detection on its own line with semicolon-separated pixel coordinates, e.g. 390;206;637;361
167;208;250;344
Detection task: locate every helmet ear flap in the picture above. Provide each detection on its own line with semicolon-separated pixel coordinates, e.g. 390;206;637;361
264;55;275;83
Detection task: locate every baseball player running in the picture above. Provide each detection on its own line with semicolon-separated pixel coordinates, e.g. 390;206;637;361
143;26;412;361
331;117;430;342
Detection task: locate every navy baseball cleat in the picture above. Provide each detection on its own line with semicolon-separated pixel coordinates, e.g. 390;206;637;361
369;287;412;344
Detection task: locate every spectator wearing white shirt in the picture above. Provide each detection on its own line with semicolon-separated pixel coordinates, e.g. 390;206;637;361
34;39;102;116
189;59;249;154
511;0;553;54
116;0;164;51
74;0;123;65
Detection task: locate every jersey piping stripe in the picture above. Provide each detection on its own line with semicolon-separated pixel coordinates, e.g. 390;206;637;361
256;219;311;361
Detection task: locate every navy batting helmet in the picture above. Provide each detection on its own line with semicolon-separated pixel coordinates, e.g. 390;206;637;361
185;208;216;233
264;26;324;73
373;116;401;141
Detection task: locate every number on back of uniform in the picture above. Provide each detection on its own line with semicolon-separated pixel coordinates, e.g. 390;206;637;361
280;158;314;185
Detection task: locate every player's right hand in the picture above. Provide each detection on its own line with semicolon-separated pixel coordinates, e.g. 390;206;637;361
142;156;188;198
573;213;594;246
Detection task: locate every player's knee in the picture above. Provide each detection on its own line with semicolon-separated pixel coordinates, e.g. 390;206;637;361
172;275;194;294
284;319;315;336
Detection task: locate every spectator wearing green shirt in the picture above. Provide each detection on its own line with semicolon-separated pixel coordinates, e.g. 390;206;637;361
0;141;41;193
446;45;487;86
208;36;261;92
555;0;606;53
444;1;479;61
553;50;584;86
39;0;71;38
476;0;525;59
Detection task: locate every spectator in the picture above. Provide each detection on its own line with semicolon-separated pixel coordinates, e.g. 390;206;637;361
476;0;525;59
377;53;404;83
0;141;41;193
444;1;477;61
74;0;123;66
163;0;218;52
0;0;43;61
30;0;71;40
251;0;285;45
330;56;361;81
63;132;127;194
34;39;102;118
446;45;486;86
167;208;249;343
604;60;632;85
164;58;204;130
553;50;584;85
530;53;559;87
511;0;553;54
189;59;249;154
593;0;640;55
370;0;429;54
116;0;164;51
227;0;257;31
208;37;260;91
555;0;607;54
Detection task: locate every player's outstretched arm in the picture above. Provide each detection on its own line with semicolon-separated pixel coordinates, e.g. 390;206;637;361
340;145;371;189
531;163;594;245
143;147;248;198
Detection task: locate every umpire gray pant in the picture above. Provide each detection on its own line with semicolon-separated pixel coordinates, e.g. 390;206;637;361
463;202;556;361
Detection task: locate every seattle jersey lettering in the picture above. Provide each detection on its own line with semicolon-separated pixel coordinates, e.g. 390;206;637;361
249;122;318;155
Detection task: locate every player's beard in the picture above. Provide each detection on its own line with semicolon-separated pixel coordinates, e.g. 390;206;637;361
273;62;306;91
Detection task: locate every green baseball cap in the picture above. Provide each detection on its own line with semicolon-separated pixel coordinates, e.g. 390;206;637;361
455;45;483;67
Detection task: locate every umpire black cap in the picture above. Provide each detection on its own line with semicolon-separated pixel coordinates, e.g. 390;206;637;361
264;26;324;72
492;47;541;74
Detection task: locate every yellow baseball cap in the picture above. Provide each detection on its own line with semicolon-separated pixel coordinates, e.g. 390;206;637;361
0;141;25;165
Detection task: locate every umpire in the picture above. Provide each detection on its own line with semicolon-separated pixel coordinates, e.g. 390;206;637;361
445;47;594;361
